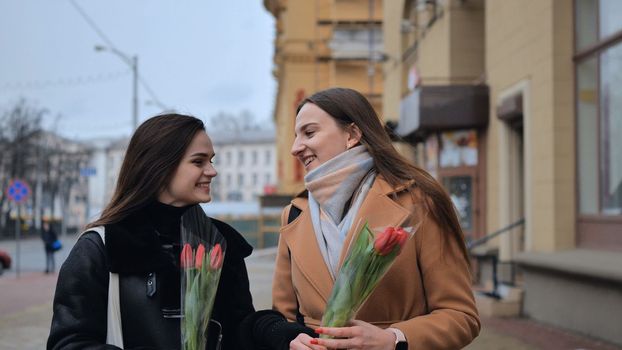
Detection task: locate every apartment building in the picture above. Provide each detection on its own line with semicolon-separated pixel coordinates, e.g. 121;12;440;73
210;129;277;202
382;0;621;345
264;0;384;194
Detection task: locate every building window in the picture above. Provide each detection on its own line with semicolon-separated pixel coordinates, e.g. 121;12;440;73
575;0;622;247
238;174;244;186
252;150;258;165
252;173;258;186
599;0;622;39
238;151;244;165
265;173;271;184
226;151;231;166
265;150;271;165
575;0;598;51
442;176;473;232
599;45;622;215
577;56;599;214
227;191;243;201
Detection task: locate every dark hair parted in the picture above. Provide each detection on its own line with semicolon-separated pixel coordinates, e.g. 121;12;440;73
87;113;205;229
297;87;469;263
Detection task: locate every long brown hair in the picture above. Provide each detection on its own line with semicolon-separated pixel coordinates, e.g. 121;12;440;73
298;87;469;262
87;114;205;229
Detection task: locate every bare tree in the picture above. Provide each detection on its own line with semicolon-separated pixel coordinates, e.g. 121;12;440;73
0;98;46;234
32;129;91;235
207;110;267;132
0;99;92;237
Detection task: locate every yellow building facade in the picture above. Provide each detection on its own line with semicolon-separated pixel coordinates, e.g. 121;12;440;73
264;0;384;194
382;0;622;345
384;0;487;242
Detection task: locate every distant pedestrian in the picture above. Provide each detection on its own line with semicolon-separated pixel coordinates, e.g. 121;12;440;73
41;221;58;274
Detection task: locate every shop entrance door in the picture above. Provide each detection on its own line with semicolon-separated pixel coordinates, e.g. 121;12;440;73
441;167;480;242
435;130;485;243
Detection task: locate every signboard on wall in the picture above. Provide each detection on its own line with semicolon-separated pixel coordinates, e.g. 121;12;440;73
439;130;478;168
425;135;439;178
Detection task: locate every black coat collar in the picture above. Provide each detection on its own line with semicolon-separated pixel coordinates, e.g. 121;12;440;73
104;202;189;274
103;202;253;274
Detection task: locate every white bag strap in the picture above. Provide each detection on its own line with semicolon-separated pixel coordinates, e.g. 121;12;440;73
83;226;124;348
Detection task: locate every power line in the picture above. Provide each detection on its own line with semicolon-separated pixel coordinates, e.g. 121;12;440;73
68;0;117;49
138;76;169;110
0;70;131;91
69;0;170;110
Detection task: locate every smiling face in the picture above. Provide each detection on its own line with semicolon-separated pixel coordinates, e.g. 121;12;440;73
158;131;217;206
291;103;361;172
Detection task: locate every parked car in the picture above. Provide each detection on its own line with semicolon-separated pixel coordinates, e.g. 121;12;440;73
0;249;11;275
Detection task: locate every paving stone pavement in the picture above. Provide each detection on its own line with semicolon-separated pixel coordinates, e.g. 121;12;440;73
1;236;620;350
0;272;56;350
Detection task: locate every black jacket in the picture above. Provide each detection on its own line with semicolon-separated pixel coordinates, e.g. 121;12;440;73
235;204;318;350
47;203;254;350
236;310;317;350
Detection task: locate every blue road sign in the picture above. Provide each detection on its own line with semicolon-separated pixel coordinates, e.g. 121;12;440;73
6;179;30;203
80;167;97;177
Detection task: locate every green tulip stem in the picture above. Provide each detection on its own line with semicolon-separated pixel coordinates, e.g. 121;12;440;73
320;222;405;338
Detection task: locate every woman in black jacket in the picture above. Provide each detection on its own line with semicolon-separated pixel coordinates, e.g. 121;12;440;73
48;114;255;350
41;221;59;274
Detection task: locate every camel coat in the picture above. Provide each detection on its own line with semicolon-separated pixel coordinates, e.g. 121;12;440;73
272;177;480;349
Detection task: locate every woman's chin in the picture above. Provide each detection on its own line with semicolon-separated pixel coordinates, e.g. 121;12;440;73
197;195;212;204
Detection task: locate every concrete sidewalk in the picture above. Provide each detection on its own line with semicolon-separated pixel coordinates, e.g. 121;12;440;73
0;272;56;350
0;238;619;349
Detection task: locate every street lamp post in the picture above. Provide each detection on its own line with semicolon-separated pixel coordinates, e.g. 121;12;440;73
95;45;139;131
131;55;138;131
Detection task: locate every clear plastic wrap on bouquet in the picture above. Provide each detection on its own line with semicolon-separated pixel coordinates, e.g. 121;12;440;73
180;205;226;350
320;219;417;335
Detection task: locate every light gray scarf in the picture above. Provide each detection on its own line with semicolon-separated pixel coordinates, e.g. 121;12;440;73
305;146;375;279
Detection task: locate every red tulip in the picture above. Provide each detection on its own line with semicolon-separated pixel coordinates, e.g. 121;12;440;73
209;244;223;270
373;227;393;255
373;226;407;256
395;228;408;247
181;243;194;269
322;222;414;331
195;244;206;269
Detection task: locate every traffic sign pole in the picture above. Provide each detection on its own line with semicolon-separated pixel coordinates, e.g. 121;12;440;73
6;179;30;279
15;204;20;278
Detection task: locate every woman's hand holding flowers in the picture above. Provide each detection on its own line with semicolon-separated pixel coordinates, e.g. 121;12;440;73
310;320;396;350
289;332;327;350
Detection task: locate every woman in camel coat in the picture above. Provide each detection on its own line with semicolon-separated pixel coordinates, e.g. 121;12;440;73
272;88;480;350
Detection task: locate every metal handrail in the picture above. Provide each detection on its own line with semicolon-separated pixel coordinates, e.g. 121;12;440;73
467;218;525;251
467;218;526;298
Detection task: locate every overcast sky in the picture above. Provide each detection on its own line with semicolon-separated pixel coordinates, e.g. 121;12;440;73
0;0;276;140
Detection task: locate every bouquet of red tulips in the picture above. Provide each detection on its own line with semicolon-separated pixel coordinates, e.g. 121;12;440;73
180;206;226;350
320;222;414;333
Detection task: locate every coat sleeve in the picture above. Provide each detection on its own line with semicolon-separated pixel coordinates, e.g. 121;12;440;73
47;232;121;350
210;219;256;350
271;205;299;322
237;309;317;350
390;211;481;349
218;251;256;350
